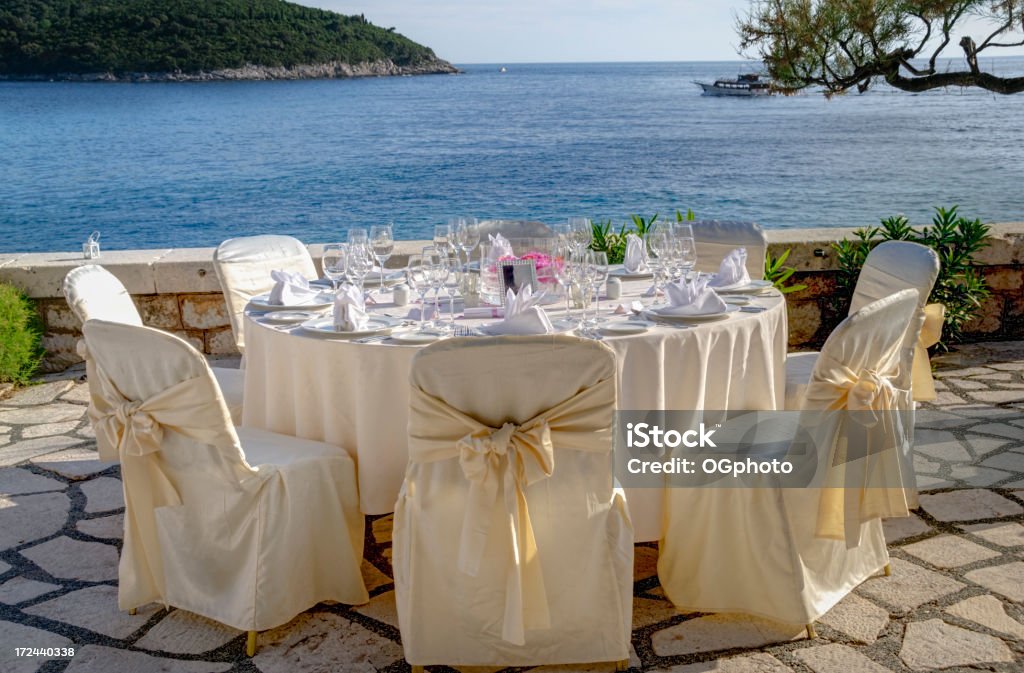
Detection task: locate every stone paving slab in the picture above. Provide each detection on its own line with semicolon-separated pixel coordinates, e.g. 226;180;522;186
0;344;1023;672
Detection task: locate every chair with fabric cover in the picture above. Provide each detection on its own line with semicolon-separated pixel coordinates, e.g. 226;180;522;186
658;289;919;635
394;336;633;669
786;241;941;410
81;319;368;655
212;235;317;352
62;265;244;425
477;219;556;240
690;220;768;279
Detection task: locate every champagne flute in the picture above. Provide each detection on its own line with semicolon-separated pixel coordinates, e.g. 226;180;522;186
568;217;592;256
322;243;348;291
588;250;609;323
443;253;461;332
421;245;444;329
347;242;374;294
454;217;480;276
433;224;452;258
646;228;670;300
553;241;575;322
406;254;431;333
679;236;698;281
370;223;394;291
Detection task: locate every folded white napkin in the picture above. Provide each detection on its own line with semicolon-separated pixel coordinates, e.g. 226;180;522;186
623;233;650;273
707;248;751;288
268;270;326;305
484;286;554;335
659;277;729;316
486;233;515;263
333;284;370;331
406;304;439;321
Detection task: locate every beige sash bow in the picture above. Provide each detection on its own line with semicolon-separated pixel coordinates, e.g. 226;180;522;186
408;375;614;646
808;358;911;546
912;303;944;401
86;360;236;607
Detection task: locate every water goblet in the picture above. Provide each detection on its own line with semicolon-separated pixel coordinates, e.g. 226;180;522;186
370;223;394;291
322;243;348;291
646;229;670;298
553;241;575;322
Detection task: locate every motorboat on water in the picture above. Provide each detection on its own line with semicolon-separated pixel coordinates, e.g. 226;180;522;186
695;73;773;97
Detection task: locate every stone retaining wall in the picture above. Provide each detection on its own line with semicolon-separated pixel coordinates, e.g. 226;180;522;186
2;225;1023;371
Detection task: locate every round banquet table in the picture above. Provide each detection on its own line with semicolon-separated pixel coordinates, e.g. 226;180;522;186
241;277;787;542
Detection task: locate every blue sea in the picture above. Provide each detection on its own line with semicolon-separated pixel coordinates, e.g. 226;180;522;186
2;60;1023;253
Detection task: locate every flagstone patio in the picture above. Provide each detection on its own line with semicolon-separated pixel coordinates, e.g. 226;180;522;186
1;345;1022;673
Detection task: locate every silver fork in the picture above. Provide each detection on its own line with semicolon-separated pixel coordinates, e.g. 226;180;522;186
355;334;390;344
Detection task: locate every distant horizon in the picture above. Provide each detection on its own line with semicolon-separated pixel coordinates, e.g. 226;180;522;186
450;54;1024;66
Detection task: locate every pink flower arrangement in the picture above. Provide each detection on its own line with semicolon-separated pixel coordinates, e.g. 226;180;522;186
496;252;564;284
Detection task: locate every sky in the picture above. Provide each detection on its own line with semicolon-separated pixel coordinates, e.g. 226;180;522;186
313;1;1024;65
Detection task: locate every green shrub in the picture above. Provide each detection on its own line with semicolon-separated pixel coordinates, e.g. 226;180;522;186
590;210;694;264
0;283;43;385
764;248;808;294
832;206;991;349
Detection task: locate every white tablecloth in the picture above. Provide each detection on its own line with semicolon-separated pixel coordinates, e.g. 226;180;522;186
241;278;787;542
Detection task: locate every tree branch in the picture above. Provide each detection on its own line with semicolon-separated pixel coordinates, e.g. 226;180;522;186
887;69;1024;94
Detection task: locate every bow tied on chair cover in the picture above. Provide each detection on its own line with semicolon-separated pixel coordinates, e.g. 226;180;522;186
912;303;945;401
86;358;236;606
408;375;615;647
809;356;911;547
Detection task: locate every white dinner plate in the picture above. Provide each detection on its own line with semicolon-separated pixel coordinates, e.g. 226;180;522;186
300;315;402;338
390;331;447;344
610;266;654;279
722;296;751;306
601;321;653;336
260;310;322;324
478;317;578;336
249;292;335;311
645;304;741;322
710;279;774;294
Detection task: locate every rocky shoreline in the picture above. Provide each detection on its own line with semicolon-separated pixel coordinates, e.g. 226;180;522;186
0;57;459;82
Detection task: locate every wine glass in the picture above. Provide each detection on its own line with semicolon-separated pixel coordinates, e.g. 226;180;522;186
322;243;348;291
552;222;570;242
370;223;394;291
347;227;369;247
433;224;452;257
454;217;480;275
406;254;432;333
347;242;374;294
587;250;609;323
568;217;592;256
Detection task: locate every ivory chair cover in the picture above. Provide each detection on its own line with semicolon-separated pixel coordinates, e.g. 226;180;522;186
658;290;919;626
394;336;633;666
82;320;367;632
785;241;941;409
691;220;768;279
212;235;317;352
62;265;244;425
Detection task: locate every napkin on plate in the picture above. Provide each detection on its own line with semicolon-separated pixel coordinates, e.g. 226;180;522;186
623;233;650;273
707;248;751;289
484;286;554;335
333;284;370;331
658;277;729;316
268;270;327;305
486;233;515;263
